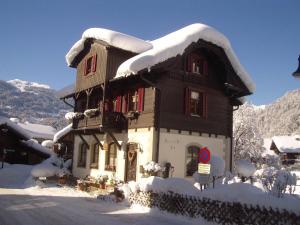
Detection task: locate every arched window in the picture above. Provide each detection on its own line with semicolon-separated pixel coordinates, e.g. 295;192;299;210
105;143;117;171
90;143;99;169
78;143;88;167
186;145;200;176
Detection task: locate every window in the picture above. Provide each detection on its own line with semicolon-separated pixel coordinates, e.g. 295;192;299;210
90;143;99;168
187;53;208;75
127;88;144;112
185;88;207;118
78;143;88;167
105;143;117;171
84;54;97;76
186;146;200;176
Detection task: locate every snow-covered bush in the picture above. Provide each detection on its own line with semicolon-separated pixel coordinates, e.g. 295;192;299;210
260;154;281;169
56;167;71;178
255;167;297;197
84;108;99;118
210;155;225;178
143;161;163;176
236;160;256;181
41;140;54;149
65;112;84;120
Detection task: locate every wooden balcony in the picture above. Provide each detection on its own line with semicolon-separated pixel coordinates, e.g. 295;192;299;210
72;112;127;131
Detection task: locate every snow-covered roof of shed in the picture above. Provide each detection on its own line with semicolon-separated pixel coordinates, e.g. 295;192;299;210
53;123;73;143
17;121;57;140
66;28;153;66
0;116;31;139
116;23;255;92
272;135;300;153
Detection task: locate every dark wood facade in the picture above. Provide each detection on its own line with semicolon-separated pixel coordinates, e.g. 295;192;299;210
67;39;249;138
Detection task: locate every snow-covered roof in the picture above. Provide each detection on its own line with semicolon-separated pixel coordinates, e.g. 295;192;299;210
21;139;54;156
16;121;57;140
271;135;300;153
66;23;255;93
53;123;73;142
66;28;153;66
0;116;31;139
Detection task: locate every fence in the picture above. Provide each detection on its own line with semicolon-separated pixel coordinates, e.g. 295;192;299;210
129;191;300;225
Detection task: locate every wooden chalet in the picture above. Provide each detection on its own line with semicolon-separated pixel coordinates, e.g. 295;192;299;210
0;117;53;165
61;24;255;181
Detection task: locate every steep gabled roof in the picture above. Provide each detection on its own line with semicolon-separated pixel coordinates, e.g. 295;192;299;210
271;135;300;154
66;23;255;93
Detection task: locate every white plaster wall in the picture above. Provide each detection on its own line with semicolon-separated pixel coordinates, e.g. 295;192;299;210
72;129;156;181
158;130;232;179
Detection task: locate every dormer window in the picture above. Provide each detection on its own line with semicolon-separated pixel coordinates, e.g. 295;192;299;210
187;53;208;75
84;54;97;76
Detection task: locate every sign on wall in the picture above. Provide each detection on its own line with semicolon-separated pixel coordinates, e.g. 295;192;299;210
198;147;211;164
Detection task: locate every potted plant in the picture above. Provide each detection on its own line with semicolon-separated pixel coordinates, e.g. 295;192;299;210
97;175;109;189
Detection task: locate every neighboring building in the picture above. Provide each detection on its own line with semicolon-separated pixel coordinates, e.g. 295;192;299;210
9;118;57;143
61;23;255;181
0;116;53;165
53;123;74;160
270;135;300;165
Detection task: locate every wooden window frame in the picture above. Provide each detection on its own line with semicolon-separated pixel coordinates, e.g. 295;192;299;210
105;143;117;172
185;87;207;118
187;53;208;75
78;143;88;168
185;145;201;177
90;143;99;169
84;54;97;76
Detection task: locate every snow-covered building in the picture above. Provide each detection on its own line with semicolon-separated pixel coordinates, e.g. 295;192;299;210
61;23;255;181
0;116;53;165
270;135;300;165
53;123;74;160
9;118;57;143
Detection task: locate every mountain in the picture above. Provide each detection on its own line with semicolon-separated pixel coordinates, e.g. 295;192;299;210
0;79;71;130
234;89;300;138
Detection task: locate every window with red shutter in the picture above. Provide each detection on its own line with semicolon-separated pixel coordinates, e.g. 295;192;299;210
185;88;207;118
187;53;208;75
84;54;97;76
137;88;144;112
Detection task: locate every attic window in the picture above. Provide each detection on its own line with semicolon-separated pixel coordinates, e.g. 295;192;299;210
84;54;97;76
187;53;208;75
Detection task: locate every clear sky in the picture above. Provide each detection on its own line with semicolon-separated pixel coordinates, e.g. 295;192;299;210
0;0;299;105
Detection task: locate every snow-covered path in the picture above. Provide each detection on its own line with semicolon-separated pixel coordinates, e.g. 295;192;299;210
0;164;214;225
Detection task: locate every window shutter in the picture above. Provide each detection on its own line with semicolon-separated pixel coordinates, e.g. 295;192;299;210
185;88;191;115
116;96;122;112
137;88;144;112
92;54;97;72
203;60;208;75
84;58;88;76
122;94;127;113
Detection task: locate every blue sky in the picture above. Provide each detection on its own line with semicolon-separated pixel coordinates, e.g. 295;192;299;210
0;0;299;105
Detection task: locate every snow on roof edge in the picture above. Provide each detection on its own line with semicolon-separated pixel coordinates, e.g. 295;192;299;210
116;23;255;93
66;28;153;66
53;123;73;143
271;135;300;153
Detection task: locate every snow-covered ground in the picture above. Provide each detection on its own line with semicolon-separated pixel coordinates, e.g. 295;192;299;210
0;164;216;225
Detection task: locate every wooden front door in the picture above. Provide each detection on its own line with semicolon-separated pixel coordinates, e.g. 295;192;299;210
125;143;138;182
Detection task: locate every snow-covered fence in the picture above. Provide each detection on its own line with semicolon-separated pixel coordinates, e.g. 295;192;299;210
129;191;299;225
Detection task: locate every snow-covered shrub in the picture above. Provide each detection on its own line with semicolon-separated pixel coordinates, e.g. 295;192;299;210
210;155;225;178
56;167;71;178
83;108;99;118
236;160;256;181
143;161;163;176
65;112;83;120
41;140;54;149
260;154;281;169
222;171;235;185
255;167;297;197
63;159;72;169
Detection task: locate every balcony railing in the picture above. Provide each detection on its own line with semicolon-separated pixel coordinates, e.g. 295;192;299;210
72;111;127;130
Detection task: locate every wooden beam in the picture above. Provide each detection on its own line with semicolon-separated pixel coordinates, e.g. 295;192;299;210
107;131;121;150
78;134;89;148
92;133;103;150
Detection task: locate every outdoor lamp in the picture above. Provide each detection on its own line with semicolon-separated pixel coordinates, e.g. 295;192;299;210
292;55;300;78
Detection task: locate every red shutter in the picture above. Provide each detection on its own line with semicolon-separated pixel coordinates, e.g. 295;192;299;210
84;58;88;76
203;60;208;75
137;88;144;112
185;88;191;115
92;54;97;73
116;96;122;112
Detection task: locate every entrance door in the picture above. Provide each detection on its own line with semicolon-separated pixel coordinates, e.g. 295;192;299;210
125;143;138;182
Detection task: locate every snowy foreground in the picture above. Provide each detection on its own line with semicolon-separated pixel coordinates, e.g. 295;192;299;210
0;164;216;225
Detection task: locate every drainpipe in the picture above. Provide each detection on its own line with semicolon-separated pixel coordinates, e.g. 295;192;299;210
230;105;239;172
140;74;161;163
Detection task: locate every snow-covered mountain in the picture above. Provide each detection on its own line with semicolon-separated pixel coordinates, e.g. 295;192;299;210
234;89;300;138
0;79;71;129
